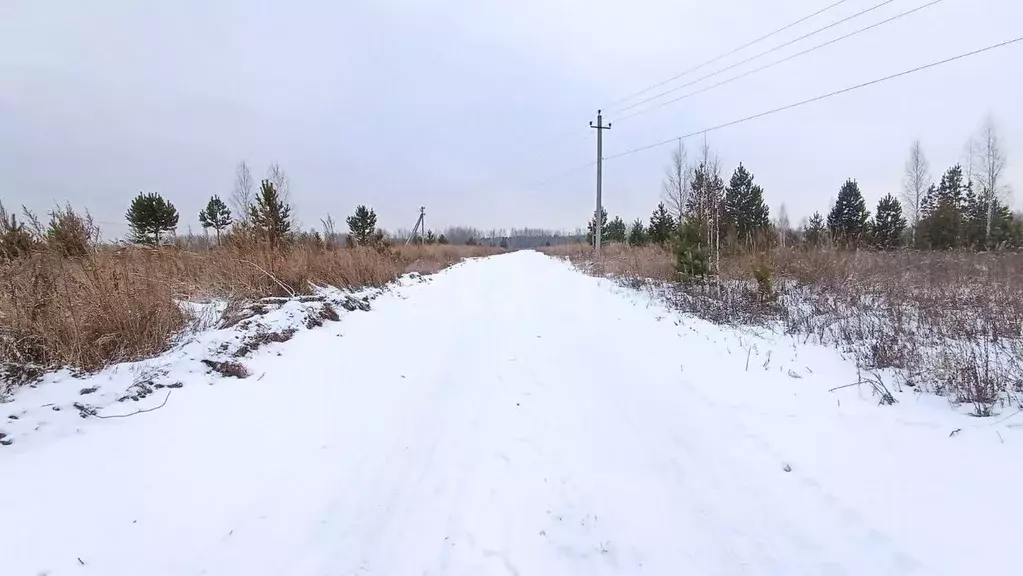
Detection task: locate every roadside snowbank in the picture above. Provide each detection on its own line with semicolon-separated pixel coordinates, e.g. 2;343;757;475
0;275;426;450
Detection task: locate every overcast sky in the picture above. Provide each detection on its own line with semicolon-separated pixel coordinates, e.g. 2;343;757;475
2;0;1020;238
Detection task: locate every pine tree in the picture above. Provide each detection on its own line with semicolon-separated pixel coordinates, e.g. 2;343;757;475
628;219;648;246
919;165;967;249
873;194;906;250
249;180;292;248
804;211;826;247
723;163;770;248
604;216;627;244
126;192;179;245
687;162;724;229
647;202;676;246
675;215;709;281
826;179;869;247
345;205;378;246
1005;212;1023;249
586;207;608;247
426;230;437;245
987;201;1016;248
499;237;509;249
0;201;38;261
198;195;232;245
962;182;988;249
438;233;449;245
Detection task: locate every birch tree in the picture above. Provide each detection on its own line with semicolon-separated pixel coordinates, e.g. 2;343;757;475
972;116;1009;246
230;161;254;223
662;141;691;224
901;140;930;237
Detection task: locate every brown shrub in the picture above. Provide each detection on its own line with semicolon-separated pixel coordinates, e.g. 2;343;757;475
549;243;1023;411
0;242;499;381
0;250;187;375
42;204;100;258
541;243;674;280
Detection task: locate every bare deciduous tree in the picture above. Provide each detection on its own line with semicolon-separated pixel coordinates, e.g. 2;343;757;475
230;161;254;223
901;140;930;234
972;116;1009;241
776;203;791;248
690;138;724;276
267;162;291;206
662;141;690;224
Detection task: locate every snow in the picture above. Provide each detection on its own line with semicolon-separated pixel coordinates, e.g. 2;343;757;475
2;251;1021;575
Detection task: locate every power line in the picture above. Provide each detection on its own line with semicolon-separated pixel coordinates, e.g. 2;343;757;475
614;0;944;124
605;0;851;110
604;35;1023;162
611;0;898;115
518;160;597;194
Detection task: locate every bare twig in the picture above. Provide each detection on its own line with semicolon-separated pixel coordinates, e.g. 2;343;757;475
95;391;172;419
828;382;862;393
240;259;296;297
990;409;1022;426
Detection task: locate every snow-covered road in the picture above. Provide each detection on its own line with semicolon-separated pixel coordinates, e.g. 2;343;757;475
3;251;1020;575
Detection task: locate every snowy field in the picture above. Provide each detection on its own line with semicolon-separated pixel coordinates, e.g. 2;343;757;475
1;251;1020;575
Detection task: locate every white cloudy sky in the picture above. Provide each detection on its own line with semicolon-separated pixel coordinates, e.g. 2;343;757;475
2;0;1020;237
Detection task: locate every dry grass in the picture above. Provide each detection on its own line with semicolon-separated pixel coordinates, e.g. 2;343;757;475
0;242;499;381
542;243;674;280
544;243;1023;415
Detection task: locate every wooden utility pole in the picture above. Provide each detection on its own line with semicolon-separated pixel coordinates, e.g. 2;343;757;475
590;110;611;256
405;206;425;245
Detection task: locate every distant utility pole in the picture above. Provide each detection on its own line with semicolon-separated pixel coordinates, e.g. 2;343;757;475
590;110;611;256
405;206;425;245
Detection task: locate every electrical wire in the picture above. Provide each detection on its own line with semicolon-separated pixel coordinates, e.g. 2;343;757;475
605;0;851;110
613;0;944;124
604;35;1023;162
517;160;597;194
610;0;899;115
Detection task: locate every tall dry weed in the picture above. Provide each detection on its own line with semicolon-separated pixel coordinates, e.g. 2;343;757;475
0;242;500;381
546;243;1023;413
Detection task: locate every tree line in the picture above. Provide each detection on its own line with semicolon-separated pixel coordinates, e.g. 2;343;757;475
119;161;442;250
585;116;1020;278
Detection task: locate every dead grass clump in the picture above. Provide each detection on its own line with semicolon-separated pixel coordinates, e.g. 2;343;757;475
1;241;495;382
542;243;675;280
551;243;1023;413
0;250;187;377
308;303;340;328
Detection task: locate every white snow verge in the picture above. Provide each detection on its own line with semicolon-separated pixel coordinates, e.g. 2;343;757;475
0;274;426;450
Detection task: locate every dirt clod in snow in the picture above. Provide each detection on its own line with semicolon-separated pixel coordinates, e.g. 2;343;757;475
79;386;99;395
119;380;155;402
201;359;249;379
234;329;298;358
320;303;340;322
337;296;371;312
73;402;98;418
